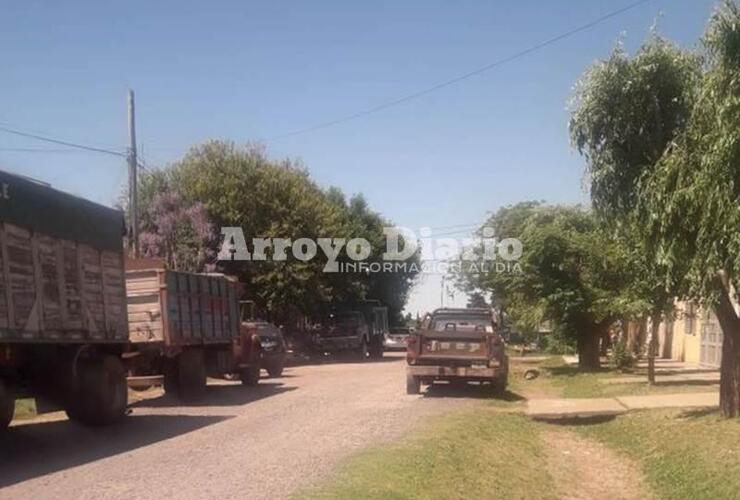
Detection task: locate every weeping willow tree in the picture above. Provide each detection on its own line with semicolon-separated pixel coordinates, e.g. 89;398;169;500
641;2;740;417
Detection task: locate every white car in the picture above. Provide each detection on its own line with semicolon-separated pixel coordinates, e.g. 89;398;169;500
384;327;413;351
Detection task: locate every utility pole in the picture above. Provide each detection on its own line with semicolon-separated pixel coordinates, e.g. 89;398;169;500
440;276;445;308
127;89;139;257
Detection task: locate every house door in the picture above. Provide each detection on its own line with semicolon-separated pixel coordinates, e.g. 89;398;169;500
700;311;723;368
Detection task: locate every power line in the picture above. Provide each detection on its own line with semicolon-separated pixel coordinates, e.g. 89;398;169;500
0;122;152;174
0;147;94;153
0;125;125;157
137;158;152;172
431;227;492;238
427;222;483;231
269;0;652;141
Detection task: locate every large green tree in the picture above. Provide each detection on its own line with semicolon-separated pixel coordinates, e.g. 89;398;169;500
452;201;544;337
137;141;419;326
455;203;636;369
513;207;636;369
569;34;701;381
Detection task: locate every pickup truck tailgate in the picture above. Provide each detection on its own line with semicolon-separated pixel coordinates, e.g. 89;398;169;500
419;333;489;361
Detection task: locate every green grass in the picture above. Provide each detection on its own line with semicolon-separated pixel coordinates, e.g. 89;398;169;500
520;358;718;399
298;356;733;500
298;411;556;500
298;355;729;500
577;409;740;500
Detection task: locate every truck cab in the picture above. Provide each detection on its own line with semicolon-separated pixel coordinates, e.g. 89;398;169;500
405;308;508;396
233;300;262;386
311;302;388;360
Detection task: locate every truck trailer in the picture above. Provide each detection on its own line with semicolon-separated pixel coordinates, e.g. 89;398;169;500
0;169;129;429
125;263;261;399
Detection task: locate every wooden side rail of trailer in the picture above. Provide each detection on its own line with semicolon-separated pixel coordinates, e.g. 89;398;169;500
0;169;129;430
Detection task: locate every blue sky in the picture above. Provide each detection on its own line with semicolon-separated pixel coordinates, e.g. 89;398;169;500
0;0;718;314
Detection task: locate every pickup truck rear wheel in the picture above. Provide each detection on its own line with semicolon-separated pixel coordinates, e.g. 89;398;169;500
0;379;15;431
490;377;506;397
490;365;508;397
65;355;127;426
406;373;421;395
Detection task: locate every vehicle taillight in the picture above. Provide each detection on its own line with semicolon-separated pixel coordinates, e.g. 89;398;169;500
406;336;419;364
489;334;504;359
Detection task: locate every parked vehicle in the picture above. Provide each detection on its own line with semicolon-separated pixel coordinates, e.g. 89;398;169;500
242;320;286;377
311;301;389;359
125;262;261;399
385;327;413;351
405;307;508;396
0;169;129;429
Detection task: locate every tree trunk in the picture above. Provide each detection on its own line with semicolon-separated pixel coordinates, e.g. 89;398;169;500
713;274;740;417
577;330;601;371
627;317;644;355
661;314;674;359
599;329;611;356
647;312;661;385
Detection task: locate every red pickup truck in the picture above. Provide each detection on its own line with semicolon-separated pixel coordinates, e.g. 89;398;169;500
406;308;508;396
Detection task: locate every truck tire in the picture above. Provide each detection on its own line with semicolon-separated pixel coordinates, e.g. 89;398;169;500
66;355;127;426
240;364;260;386
0;379;15;431
490;377;506;397
266;363;284;378
177;349;207;400
163;357;179;395
490;362;509;398
406;373;421;395
368;337;384;359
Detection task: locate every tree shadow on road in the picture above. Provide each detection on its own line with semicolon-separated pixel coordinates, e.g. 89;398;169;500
0;413;229;488
651;379;719;387
288;351;405;367
676;407;720;419
130;380;296;408
635;368;718;376
535;415;618;426
545;365;611;377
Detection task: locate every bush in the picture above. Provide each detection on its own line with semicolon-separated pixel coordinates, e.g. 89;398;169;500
610;340;635;370
542;329;576;355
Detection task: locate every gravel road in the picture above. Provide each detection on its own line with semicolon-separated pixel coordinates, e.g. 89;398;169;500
0;353;482;499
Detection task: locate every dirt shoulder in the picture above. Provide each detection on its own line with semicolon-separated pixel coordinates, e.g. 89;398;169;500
543;429;652;500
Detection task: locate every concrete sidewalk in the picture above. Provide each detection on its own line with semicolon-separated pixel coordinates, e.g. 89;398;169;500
634;359;715;373
509;356;550;363
616;392;718;410
603;371;720;385
525;391;718;419
526;398;626;419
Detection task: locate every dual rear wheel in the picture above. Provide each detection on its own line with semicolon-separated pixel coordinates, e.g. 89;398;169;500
0;378;15;431
65;355;127;426
163;349;207;400
240;364;261;386
164;349;206;401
